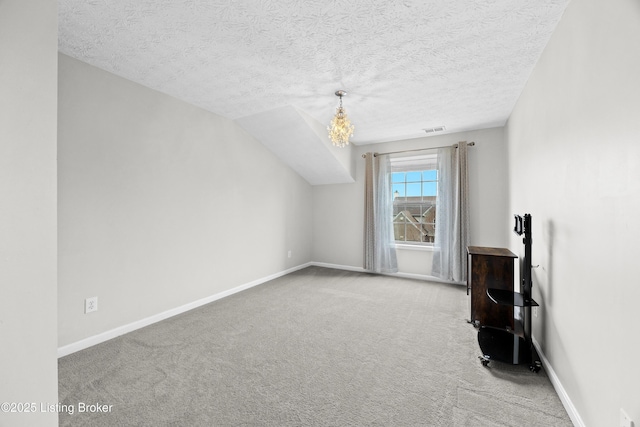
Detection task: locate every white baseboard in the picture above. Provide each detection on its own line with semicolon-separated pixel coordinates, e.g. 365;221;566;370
390;271;464;285
309;261;367;273
58;262;312;358
309;261;463;286
532;337;585;427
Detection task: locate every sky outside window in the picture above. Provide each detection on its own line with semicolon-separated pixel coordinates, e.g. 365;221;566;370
392;170;438;197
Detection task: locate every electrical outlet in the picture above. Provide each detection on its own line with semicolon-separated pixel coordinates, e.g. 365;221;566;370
620;408;634;427
85;297;98;314
533;306;538;318
287;250;292;258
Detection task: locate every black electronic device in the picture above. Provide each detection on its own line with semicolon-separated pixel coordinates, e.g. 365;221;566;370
514;214;523;235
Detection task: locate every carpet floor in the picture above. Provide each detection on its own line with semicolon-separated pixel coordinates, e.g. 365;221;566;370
58;266;572;426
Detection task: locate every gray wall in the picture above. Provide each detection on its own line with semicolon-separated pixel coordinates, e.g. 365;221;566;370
312;127;509;278
505;0;640;425
58;55;313;347
0;0;59;426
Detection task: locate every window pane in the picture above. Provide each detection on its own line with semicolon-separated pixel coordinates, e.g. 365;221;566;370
405;224;422;242
406;171;421;182
406;182;421;197
404;205;420;216
422;170;437;181
423;181;437;196
392;183;405;198
390;161;438;245
422;205;436;217
392;172;405;183
394;223;406;241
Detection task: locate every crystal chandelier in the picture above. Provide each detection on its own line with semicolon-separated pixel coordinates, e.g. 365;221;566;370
327;90;354;148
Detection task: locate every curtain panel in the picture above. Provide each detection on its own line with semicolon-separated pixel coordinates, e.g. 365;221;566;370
431;142;470;282
363;153;398;273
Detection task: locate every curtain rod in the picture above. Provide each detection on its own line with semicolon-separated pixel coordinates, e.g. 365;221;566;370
361;141;475;158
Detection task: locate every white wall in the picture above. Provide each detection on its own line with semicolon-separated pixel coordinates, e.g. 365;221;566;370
505;0;640;425
312;127;509;278
0;1;59;426
58;55;313;347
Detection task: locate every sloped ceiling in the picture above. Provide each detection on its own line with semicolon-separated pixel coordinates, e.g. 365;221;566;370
236;105;355;185
58;0;570;184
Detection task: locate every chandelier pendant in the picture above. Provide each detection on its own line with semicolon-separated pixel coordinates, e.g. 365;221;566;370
328;90;354;148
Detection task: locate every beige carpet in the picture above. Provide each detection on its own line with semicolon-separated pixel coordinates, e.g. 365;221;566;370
58;266;572;426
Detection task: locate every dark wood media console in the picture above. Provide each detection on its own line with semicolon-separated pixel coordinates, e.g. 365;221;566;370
467;246;517;330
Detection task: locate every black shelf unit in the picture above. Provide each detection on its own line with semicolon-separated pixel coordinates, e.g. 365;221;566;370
477;213;542;372
486;288;539;308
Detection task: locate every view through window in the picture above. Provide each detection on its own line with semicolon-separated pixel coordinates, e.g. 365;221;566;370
391;155;438;244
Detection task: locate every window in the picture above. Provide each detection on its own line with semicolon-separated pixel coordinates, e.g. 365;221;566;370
390;155;438;245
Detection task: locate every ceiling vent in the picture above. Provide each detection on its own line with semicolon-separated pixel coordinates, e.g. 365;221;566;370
423;126;446;134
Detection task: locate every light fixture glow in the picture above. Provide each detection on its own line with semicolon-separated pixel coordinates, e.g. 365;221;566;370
327;90;354;148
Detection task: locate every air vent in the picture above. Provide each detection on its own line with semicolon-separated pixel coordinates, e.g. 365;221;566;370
423;126;446;134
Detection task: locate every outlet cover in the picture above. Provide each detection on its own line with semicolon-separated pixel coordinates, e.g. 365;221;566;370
85;297;98;314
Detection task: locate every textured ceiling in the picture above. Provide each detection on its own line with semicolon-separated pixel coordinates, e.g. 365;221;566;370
58;0;570;183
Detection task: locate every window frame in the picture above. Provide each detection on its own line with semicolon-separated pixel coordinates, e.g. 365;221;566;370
390;154;438;247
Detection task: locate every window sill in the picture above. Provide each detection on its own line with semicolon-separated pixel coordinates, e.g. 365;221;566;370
395;243;435;252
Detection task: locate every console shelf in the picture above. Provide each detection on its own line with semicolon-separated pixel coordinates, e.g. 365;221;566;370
487;288;539;307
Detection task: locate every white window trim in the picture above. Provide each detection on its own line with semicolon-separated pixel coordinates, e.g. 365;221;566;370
389;153;438;171
395;243;435;252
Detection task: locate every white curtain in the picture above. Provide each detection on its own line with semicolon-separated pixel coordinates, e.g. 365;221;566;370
431;142;470;282
363;153;398;273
